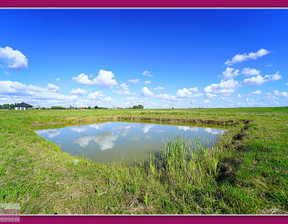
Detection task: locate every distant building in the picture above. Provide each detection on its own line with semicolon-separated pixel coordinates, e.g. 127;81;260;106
13;102;33;110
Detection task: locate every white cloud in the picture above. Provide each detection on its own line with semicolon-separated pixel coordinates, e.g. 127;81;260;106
286;82;288;86
87;91;104;99
0;46;28;70
154;86;165;90
72;73;94;85
176;87;199;98
273;90;288;98
112;83;130;95
242;68;261;76
221;96;234;103
206;93;216;99
222;67;239;79
249;90;261;95
103;96;113;103
142;70;152;77
243;71;281;85
94;69;118;89
156;94;177;101
204;79;239;95
141;87;154;97
144;80;151;84
47;83;60;92
0;80;80;107
72;69;118;89
237;94;242;98
264;71;282;81
70;88;87;96
55;78;61;81
128;79;140;84
243;75;266;85
0;81;62;97
225;49;270;66
202;99;211;104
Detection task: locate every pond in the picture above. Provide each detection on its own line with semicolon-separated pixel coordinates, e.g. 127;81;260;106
35;122;227;165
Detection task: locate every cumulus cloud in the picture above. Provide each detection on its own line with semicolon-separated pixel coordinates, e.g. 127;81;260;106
156;94;177;101
94;69;118;89
237;94;242;98
249;90;261;95
70;88;87;96
144;80;151;84
47;83;60;92
154;86;165;90
202;99;211;104
243;75;266;85
242;68;261;76
0;81;62;97
142;70;152;77
222;67;239;79
72;69;118;89
141;87;154;97
204;79;239;95
128;79;140;84
112;83;130;95
87;91;104;99
0;80;79;107
273;90;288;98
243;71;281;85
72;73;94;85
264;71;282;81
0;46;28;70
224;49;270;66
206;93;216;99
176;87;199;98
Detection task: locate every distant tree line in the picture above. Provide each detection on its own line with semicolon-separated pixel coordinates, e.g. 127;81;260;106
0;103;144;110
94;105;108;109
0;103;18;110
132;104;144;109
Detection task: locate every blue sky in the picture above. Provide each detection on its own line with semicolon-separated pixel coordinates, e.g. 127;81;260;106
0;9;287;108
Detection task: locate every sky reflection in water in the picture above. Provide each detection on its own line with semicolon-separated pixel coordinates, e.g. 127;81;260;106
35;122;227;165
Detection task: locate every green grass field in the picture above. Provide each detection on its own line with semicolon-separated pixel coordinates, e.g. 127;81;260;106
0;107;287;214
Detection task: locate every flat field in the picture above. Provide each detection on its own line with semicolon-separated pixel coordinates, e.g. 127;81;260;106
0;107;287;214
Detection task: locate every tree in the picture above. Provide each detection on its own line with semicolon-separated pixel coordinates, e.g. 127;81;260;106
132;104;144;109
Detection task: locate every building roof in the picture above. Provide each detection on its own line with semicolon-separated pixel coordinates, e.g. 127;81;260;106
14;102;33;108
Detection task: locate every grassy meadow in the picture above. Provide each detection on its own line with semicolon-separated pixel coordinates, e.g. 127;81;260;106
0;107;287;214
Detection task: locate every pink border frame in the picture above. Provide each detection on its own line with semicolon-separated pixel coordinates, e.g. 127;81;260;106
0;0;287;7
0;0;287;223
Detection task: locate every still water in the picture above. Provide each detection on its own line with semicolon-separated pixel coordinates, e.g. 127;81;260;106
35;122;227;165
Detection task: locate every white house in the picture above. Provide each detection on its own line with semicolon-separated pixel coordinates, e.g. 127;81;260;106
13;102;33;110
